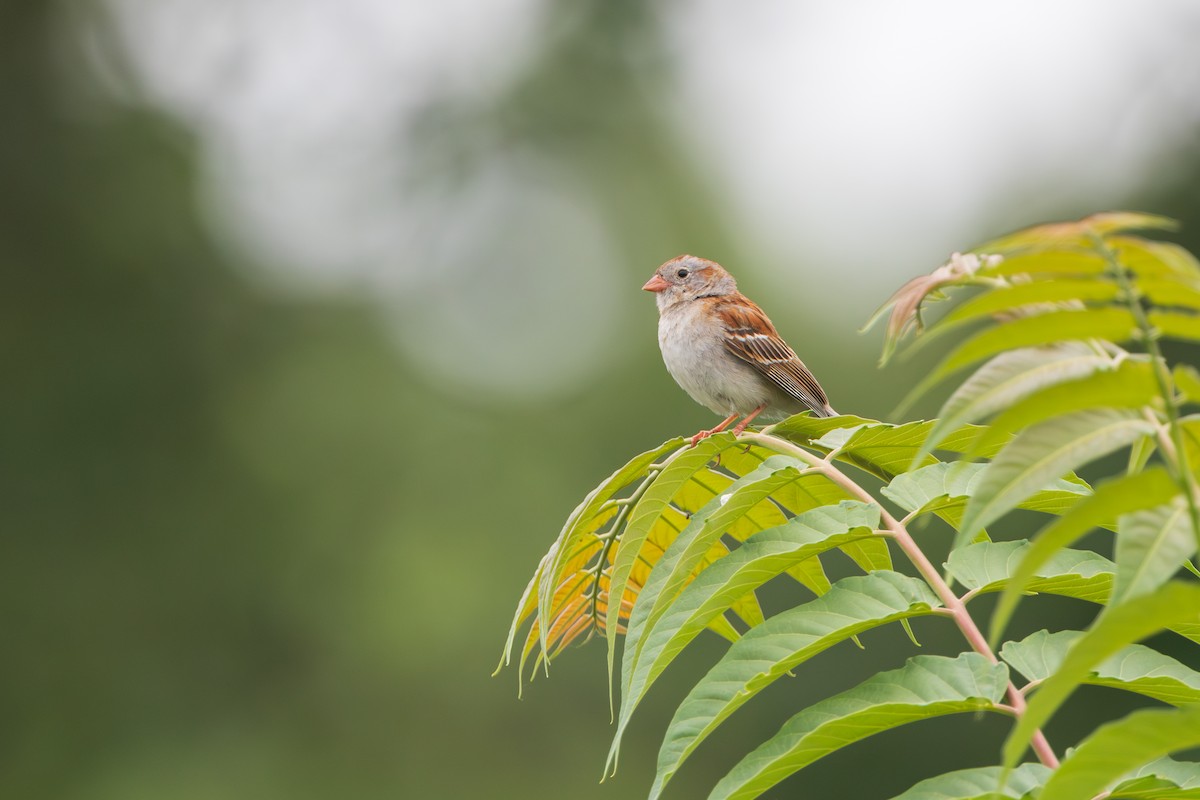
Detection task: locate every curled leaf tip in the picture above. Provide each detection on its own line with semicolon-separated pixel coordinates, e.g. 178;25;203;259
1085;210;1179;234
870;252;1002;363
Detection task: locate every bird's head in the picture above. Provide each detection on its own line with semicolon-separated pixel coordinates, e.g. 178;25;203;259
642;255;736;310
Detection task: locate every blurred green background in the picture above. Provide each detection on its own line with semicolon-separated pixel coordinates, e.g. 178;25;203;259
7;1;1200;798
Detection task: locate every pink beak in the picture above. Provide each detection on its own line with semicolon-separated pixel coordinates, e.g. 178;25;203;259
642;274;670;292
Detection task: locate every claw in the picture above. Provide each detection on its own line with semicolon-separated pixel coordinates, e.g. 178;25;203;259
688;411;740;448
687;405;770;448
730;404;767;437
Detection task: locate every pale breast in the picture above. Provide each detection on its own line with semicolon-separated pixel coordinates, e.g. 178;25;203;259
657;301;774;416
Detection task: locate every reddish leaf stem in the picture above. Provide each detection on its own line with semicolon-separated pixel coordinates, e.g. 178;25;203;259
746;432;1061;769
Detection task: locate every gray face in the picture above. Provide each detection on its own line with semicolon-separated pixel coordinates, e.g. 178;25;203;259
653;256;737;309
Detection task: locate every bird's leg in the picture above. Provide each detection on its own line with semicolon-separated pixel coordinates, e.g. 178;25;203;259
690;412;740;447
730;404;768;437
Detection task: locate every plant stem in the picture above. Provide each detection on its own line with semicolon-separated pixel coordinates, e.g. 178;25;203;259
590;467;660;625
1092;233;1200;552
745;432;1061;768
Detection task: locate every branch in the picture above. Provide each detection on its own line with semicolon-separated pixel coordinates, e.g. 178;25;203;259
1092;233;1200;553
744;432;1061;769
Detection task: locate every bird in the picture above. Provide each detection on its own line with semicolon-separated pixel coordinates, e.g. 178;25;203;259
642;255;836;446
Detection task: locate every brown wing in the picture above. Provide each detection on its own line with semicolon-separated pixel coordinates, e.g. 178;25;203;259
713;294;832;415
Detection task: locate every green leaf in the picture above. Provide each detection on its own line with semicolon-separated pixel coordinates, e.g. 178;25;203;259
937;423;1010;459
983;249;1109;277
496;564;544;680
836;534;894;573
1109;779;1200;799
1150;310;1200;343
957;409;1155;553
1128;432;1159;475
990;467;1180;644
947;541;1114;603
604;435;739;685
1037;705;1200;800
649;572;941;799
1000;629;1200;706
716;442;888;578
510;437;681;674
899;281;1123;366
659;466;778;631
611;459;810;769
623;458;804;659
883;461;985;517
619;502;882;749
694;448;836;598
1098;213;1182;234
692;443;845;596
776;417;995;482
915;344;1111;467
972;358;1161;456
1181;415;1200;467
936;307;1138;380
1109;235;1200;279
812;423;869;451
837;421;950;477
1113;498;1197;606
775;418;946;480
1175;365;1200;404
888;764;1052;800
1142;277;1200;315
1110;757;1200;798
769;414;880;446
1017;476;1095;516
1096;214;1181;235
974;212;1177;257
937;279;1121;329
896;306;1138;421
884;462;1091;523
709;654;1009;800
1004;582;1200;769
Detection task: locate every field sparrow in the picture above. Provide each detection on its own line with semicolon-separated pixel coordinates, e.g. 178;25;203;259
643;255;836;445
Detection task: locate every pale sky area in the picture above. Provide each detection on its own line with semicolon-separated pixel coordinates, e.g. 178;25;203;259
101;0;1200;399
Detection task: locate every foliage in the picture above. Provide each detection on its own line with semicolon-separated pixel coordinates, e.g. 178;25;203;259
498;212;1200;798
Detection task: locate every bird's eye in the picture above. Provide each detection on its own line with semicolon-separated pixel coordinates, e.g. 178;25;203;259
676;268;689;278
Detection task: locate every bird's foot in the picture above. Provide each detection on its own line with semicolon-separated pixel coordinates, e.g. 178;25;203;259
688;412;741;448
730;404;768;437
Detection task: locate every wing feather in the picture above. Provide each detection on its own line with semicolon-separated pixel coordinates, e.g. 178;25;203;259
713;295;833;416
